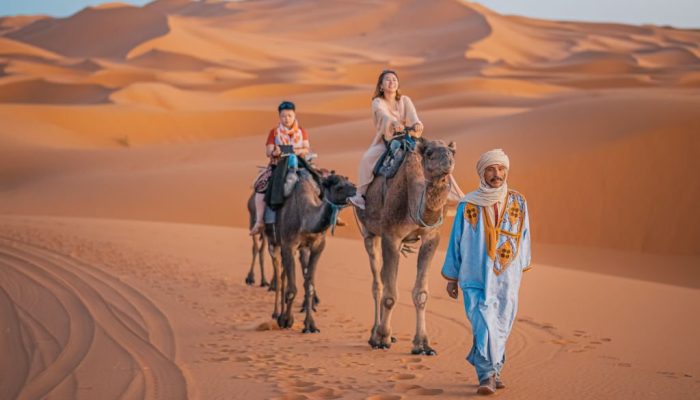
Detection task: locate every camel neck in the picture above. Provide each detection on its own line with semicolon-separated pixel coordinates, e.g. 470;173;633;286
419;174;450;226
307;196;336;234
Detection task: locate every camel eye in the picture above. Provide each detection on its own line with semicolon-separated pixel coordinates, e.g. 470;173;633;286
426;149;433;157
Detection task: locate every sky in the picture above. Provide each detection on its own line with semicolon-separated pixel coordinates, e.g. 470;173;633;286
0;1;698;29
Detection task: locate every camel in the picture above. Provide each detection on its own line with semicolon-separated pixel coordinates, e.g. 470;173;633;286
275;170;357;333
356;138;456;355
245;192;270;288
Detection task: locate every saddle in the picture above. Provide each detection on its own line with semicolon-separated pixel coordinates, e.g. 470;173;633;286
373;134;417;179
265;153;323;211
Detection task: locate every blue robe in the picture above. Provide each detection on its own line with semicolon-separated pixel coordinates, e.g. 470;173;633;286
442;190;531;379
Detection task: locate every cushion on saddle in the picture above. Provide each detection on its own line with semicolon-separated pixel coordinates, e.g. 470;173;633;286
373;135;417;179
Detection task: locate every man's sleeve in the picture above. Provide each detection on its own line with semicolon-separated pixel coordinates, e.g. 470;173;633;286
266;129;276;146
442;203;465;281
520;200;532;272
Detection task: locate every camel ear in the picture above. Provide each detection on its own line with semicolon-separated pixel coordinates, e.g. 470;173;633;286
448;141;457;154
322;174;338;189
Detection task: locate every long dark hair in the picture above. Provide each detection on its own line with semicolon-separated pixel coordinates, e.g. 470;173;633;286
372;69;402;101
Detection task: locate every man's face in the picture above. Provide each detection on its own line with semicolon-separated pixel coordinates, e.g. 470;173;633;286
279;109;295;128
484;164;507;188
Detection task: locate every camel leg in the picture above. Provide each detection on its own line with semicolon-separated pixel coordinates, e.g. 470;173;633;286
371;235;401;349
270;239;282;319
267;227;279;292
302;239;325;333
411;233;439;356
277;245;297;329
363;235;384;346
258;232;269;287
299;248;321;313
245;234;259;285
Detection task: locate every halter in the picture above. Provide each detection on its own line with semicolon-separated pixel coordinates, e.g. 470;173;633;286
324;197;350;236
412;173;452;229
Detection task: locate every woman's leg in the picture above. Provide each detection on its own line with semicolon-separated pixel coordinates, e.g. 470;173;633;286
349;145;384;209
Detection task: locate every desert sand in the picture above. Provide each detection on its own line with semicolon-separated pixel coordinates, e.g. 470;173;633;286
1;0;699;399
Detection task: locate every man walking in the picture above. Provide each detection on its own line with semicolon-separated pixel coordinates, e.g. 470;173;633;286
442;149;532;395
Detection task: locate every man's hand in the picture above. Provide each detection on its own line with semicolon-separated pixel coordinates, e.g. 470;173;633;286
392;121;405;133
272;146;282;157
446;281;459;299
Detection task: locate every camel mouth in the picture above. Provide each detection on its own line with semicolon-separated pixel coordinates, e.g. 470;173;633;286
436;164;454;176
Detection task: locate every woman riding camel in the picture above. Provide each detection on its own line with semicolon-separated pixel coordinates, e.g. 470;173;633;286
250;100;310;235
349;69;462;209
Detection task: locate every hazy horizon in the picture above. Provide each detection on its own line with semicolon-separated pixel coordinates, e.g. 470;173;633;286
0;0;698;29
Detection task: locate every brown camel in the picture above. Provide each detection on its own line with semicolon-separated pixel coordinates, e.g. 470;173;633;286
356;138;456;355
275;170;357;333
246;192;270;288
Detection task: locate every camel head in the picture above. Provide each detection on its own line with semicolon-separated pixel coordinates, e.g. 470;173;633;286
419;139;456;180
321;173;357;205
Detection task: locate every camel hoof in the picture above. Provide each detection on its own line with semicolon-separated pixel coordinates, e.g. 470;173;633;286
369;340;391;350
302;327;320;334
411;347;437;356
245;274;254;286
277;314;293;329
260;280;269;288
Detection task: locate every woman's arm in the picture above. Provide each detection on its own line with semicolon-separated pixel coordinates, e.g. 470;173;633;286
373;99;401;142
403;96;423;138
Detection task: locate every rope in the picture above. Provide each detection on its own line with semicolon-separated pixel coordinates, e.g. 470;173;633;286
324;198;349;236
413;185;444;229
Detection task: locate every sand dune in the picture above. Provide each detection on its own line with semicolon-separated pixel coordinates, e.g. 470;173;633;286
0;37;60;59
0;15;50;35
0;0;699;398
6;5;169;59
0;79;113;104
0;216;698;400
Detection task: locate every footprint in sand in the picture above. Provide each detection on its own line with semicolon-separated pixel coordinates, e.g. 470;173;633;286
389;373;417;381
207;356;230;362
617;362;632;368
394;384;443;396
550;339;575;345
272;395;309;400
657;371;677;378
310;388;343;400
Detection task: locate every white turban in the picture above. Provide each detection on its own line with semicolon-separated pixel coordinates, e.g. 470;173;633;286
461;149;509;206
